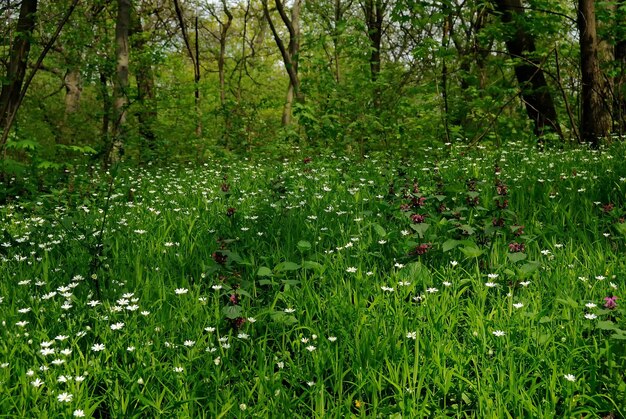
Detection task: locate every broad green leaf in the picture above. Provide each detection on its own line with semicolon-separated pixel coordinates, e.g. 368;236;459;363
507;252;527;263
257;266;272;277
302;260;324;271
297;240;311;251
222;305;242;319
398;261;432;283
442;239;459;252
518;261;540;277
410;223;430;238
460;246;483;258
274;261;300;271
372;223;387;237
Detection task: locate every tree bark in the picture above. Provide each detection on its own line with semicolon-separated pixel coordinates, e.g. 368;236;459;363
578;0;611;147
0;0;38;139
494;0;563;143
361;0;385;109
130;10;157;152
108;0;131;165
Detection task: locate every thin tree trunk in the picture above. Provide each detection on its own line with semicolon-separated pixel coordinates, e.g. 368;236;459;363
173;0;202;137
109;0;131;165
494;0;563;144
263;0;304;127
0;0;38;142
614;0;626;135
578;0;611;147
99;72;112;146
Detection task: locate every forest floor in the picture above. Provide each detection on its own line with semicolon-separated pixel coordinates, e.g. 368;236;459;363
1;141;626;417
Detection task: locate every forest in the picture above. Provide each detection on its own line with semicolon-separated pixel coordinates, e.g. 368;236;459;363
0;0;625;172
1;0;626;417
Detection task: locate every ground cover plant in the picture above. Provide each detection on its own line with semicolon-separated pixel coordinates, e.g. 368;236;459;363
1;141;626;417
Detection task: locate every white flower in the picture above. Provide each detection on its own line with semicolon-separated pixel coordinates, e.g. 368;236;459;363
30;378;44;388
175;288;188;295
284;308;296;313
450;260;458;267
57;392;73;402
73;410;85;417
214;357;221;365
487;273;499;279
247;317;256;323
173;366;184;373
406;331;417;340
346;267;357;273
110;322;125;331
327;336;337;342
584;313;597;320
237;333;249;340
513;303;524;309
492;330;505;337
184;340;195;347
426;287;438;293
239;403;247;411
211;285;222;290
91;343;105;352
585;303;597;309
277;361;284;369
564;374;576;382
306;345;316;352
485;282;498;287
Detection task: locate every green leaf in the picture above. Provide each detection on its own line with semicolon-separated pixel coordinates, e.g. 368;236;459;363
222;305;242;319
274;261;300;271
410;223;430;238
597;321;619;331
507;252;527;263
442;239;459;252
556;297;579;309
302;260;324;271
257;266;273;277
372;223;387;237
460;246;483;258
297;240;311;251
398;261;432;283
518;261;540;277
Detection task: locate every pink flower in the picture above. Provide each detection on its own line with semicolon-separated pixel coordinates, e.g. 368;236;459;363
604;296;618;309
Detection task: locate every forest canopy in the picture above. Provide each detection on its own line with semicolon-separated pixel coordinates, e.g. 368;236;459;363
0;0;624;174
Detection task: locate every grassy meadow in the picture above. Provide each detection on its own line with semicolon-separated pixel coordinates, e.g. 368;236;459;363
1;142;626;417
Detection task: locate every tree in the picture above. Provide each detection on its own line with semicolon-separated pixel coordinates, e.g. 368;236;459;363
493;0;563;143
361;0;387;108
108;0;131;165
130;4;157;153
578;0;611;147
0;0;38;149
262;0;304;126
173;0;202;137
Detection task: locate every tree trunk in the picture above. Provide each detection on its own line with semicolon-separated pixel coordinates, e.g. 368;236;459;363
130;10;157;152
99;72;112;147
613;0;626;134
0;0;38;137
109;0;131;165
362;0;385;108
494;0;563;143
63;68;82;116
578;0;611;147
281;0;302;125
263;0;304;126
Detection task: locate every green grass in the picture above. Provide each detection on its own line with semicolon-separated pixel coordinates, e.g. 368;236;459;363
1;141;626;417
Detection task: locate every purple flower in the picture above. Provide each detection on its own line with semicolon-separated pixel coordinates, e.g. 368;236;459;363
604;296;618;309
